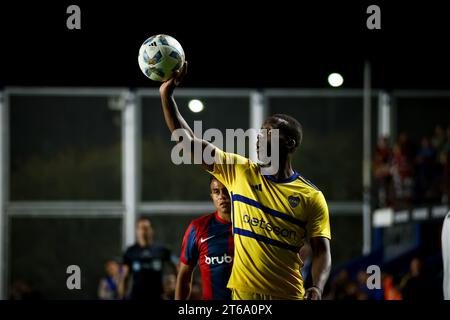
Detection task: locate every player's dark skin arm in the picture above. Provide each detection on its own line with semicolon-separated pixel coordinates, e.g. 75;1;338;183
305;237;331;300
175;262;196;300
159;62;215;171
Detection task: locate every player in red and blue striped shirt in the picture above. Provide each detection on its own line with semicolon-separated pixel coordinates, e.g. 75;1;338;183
175;176;233;300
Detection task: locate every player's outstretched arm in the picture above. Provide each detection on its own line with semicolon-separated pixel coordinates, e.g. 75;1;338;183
175;262;196;300
159;62;216;171
305;236;331;300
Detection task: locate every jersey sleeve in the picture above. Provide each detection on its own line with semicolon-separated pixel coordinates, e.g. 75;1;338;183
306;191;331;240
207;148;251;189
180;223;199;266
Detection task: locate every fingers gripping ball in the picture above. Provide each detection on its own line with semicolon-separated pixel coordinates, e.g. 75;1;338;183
138;34;185;82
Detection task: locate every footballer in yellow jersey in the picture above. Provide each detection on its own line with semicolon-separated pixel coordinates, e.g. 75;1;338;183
208;148;330;299
159;62;332;300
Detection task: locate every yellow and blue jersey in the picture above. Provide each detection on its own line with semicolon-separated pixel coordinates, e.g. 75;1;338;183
207;149;331;299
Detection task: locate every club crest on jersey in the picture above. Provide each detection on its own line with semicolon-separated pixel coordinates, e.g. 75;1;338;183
288;195;300;208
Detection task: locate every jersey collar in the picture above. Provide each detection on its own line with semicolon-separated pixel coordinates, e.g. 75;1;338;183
214;210;231;224
264;171;299;183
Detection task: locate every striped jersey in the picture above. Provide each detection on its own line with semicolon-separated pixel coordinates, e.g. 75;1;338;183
180;211;233;300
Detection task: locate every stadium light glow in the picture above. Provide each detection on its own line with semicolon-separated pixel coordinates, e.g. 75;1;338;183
328;73;344;87
188;99;204;113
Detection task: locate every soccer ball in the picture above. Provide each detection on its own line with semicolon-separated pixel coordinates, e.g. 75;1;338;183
138;34;185;82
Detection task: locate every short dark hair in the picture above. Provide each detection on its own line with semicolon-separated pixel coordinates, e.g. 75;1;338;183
209;175;219;186
265;114;303;146
136;216;151;225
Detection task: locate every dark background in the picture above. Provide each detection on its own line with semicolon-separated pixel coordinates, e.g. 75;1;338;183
2;1;450;300
1;1;450;89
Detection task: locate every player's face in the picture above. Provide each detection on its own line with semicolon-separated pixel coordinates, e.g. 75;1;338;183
257;121;290;161
136;219;154;244
210;179;231;214
257;122;273;161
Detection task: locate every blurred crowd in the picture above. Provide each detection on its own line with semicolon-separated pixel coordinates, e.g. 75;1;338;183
324;257;439;300
9;217;444;301
9;255;438;301
373;125;450;209
97;258;185;301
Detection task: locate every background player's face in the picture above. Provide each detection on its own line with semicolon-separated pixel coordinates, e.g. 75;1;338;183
105;260;119;277
210;179;231;214
136;219;154;245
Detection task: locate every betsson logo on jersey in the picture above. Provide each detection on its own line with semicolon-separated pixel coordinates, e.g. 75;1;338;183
204;253;233;265
242;213;297;240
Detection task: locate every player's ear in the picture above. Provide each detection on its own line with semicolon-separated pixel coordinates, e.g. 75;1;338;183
286;139;296;151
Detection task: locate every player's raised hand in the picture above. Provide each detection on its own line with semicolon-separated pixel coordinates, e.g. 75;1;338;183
160;61;188;94
173;61;188;86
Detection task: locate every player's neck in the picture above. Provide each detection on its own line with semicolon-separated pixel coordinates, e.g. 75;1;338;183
271;156;294;180
137;239;153;247
217;211;231;223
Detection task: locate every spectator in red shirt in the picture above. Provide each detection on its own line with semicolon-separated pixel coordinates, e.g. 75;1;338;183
391;143;414;208
373;137;393;207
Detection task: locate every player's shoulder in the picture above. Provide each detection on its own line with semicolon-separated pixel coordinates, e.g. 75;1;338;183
124;243;140;255
294;173;325;199
127;243;140;251
293;172;319;189
151;243;171;254
216;149;257;167
190;212;215;230
186;213;216;240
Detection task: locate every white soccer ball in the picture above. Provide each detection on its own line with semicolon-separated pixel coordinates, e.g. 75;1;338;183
138;34;185;82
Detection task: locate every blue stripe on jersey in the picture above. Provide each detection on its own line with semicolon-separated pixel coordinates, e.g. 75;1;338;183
297;173;320;191
206;220;215;299
263;172;300;183
208;217;232;300
231;192;235;232
232;193;306;228
234;227;300;252
184;224;198;263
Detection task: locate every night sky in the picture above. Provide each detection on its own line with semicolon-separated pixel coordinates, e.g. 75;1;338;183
1;1;450;89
